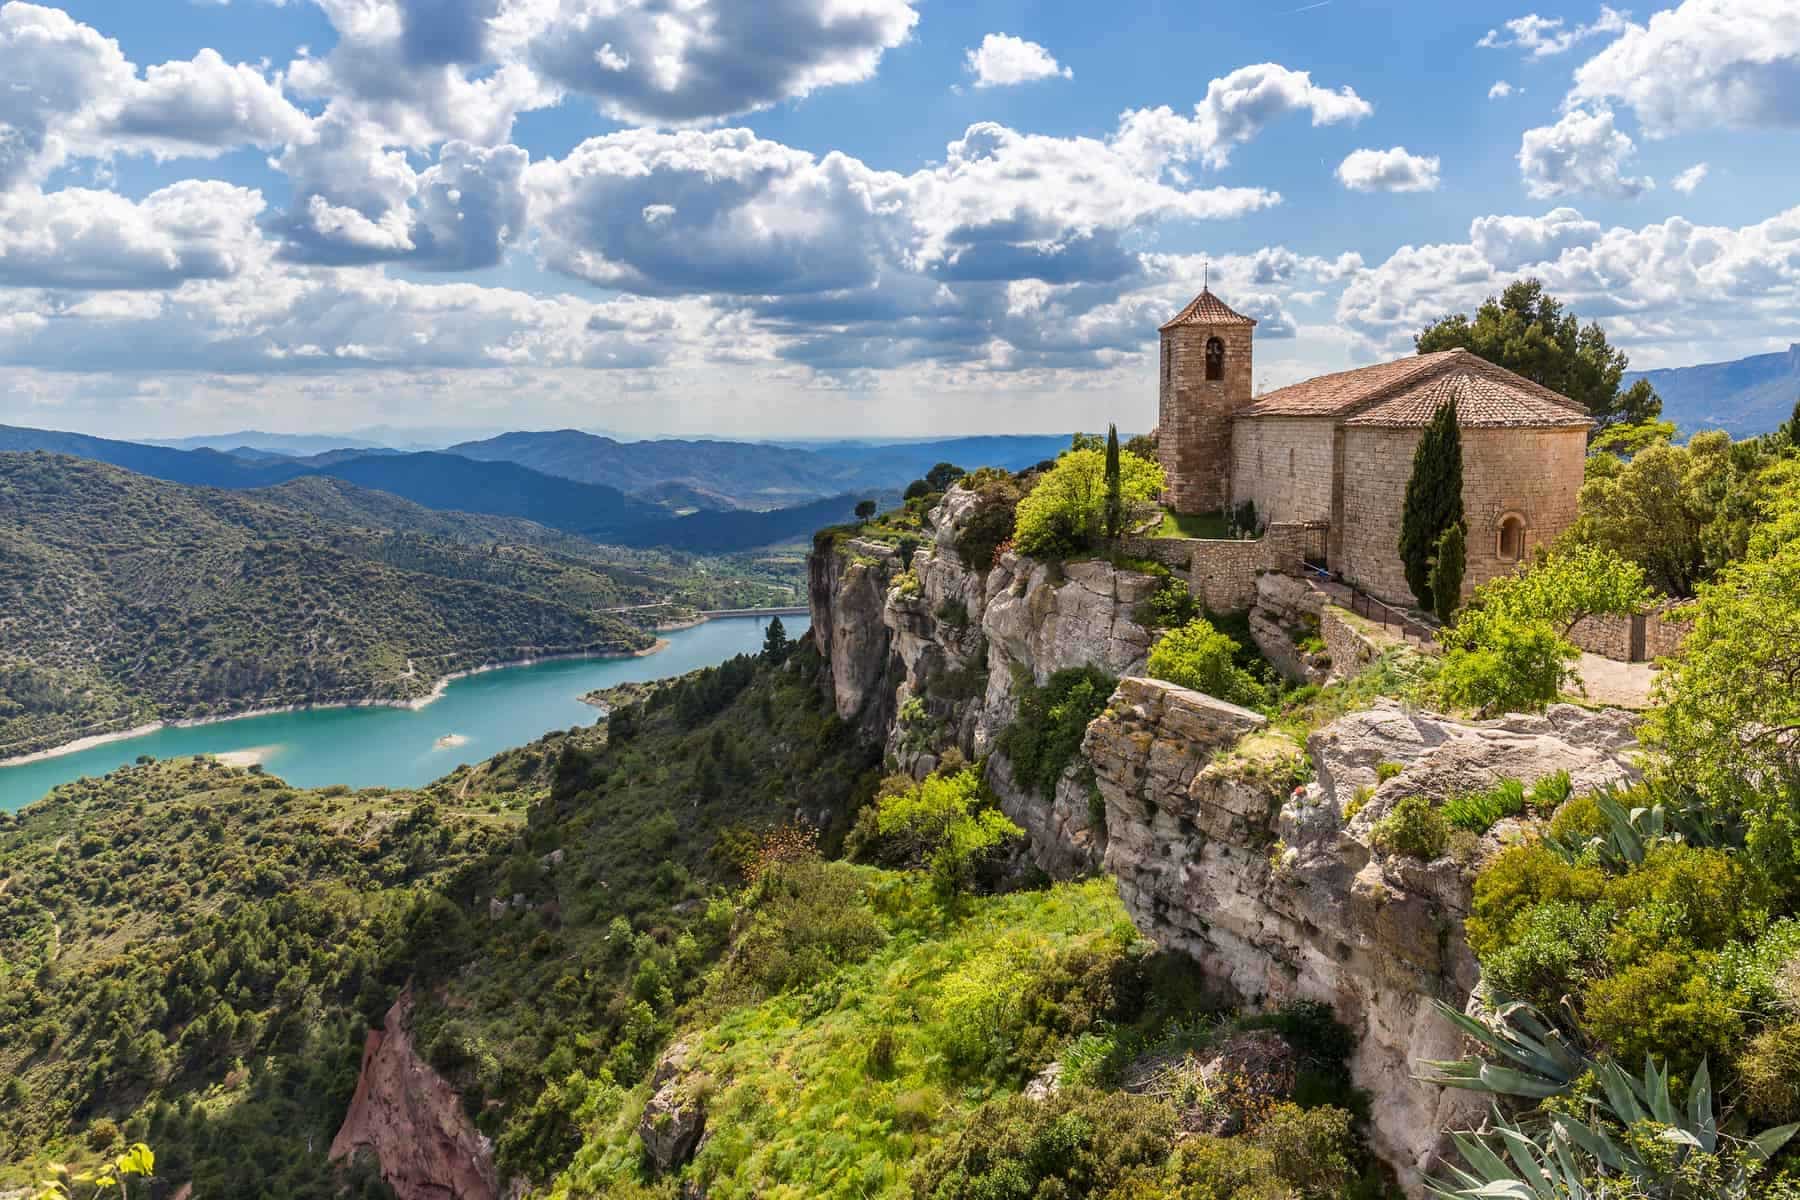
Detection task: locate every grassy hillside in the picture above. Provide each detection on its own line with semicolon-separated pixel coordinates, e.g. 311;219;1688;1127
0;641;1393;1200
0;639;884;1195
0;454;671;757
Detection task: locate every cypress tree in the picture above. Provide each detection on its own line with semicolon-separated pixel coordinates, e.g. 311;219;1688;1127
1103;424;1124;539
1429;522;1466;624
1399;398;1464;611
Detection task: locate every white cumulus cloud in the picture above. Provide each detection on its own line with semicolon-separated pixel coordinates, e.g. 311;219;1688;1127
1569;0;1800;136
1489;80;1516;99
1672;163;1711;193
1478;6;1629;57
1335;146;1440;192
964;33;1071;88
1518;107;1653;199
0;181;269;288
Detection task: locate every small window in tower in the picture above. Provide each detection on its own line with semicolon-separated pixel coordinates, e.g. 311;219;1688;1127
1205;337;1225;381
1497;514;1526;562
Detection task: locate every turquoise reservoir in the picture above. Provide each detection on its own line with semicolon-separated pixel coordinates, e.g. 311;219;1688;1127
0;616;805;812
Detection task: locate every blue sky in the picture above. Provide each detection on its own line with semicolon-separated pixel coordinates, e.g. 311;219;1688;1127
1;0;1797;440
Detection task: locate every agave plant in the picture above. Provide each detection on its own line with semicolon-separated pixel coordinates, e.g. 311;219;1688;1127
1544;783;1740;870
1416;997;1586;1100
1424;1002;1800;1200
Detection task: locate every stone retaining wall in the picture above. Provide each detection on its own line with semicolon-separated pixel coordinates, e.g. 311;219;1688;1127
1118;522;1323;613
1568;603;1690;663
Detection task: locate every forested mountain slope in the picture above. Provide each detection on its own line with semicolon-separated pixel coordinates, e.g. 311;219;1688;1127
0;643;885;1197
0;454;658;758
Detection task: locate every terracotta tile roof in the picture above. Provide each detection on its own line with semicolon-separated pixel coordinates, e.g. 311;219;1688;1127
1237;347;1593;429
1159;288;1257;331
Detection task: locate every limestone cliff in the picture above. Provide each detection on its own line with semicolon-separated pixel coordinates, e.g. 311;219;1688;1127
809;489;1158;868
1085;682;1641;1189
805;489;1647;1191
329;988;502;1200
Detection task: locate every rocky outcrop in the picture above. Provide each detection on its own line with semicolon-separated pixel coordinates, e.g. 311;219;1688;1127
809;536;904;737
808;492;1160;785
986;751;1104;878
637;1039;707;1176
1248;573;1331;685
330;989;500;1200
1086;681;1642;1192
975;554;1159;753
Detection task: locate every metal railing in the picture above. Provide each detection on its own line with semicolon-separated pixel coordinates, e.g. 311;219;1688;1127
1284;556;1436;645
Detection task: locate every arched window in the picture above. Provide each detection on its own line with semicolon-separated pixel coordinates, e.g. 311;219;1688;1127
1497;514;1526;562
1205;336;1225;381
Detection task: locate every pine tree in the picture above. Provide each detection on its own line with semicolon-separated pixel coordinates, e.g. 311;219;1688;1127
1429;522;1466;624
1103;424;1124;539
1399;398;1464;612
761;616;791;663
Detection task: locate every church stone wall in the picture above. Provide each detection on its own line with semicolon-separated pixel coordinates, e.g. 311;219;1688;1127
1337;425;1588;608
1229;416;1336;525
1460;427;1587;594
1159;324;1253;514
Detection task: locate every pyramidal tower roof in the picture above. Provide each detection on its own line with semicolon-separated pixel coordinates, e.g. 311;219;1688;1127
1160;287;1257;332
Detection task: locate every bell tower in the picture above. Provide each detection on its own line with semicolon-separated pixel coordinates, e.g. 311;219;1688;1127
1157;287;1255;514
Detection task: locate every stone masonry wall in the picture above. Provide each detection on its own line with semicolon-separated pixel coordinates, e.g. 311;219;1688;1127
1229;415;1336;525
1119;523;1321;614
1338;425;1587;607
1568;603;1690;662
1159;322;1253;514
1460;427;1587;592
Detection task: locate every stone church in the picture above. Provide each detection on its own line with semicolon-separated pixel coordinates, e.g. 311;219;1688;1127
1155;288;1592;607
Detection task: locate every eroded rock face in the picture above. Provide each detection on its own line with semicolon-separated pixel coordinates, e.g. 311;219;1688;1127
329;989;500;1200
638;1039;707;1177
808;537;903;736
985;750;1104;878
1086;682;1642;1192
807;493;1161;788
975;554;1158;754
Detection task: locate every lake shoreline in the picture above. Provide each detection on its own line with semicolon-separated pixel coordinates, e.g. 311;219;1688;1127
0;640;671;769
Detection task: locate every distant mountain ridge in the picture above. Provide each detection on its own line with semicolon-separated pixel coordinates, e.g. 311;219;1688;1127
0;425;879;552
1627;343;1800;437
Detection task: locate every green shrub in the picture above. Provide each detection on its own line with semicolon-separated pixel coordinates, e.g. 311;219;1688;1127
722;858;886;999
1375;762;1404;783
1548;793;1608;844
1440;778;1526;832
1482;901;1612;1009
846;769;1021;896
1436;612;1578;716
953;481;1021;570
1146;618;1266;708
1370;795;1449;860
1013;448;1164;559
999;666;1117;798
1465;844;1607;959
910;1087;1175;1199
1582;949;1745;1072
1739;1021;1800;1124
1140;573;1198;629
1528;770;1574;812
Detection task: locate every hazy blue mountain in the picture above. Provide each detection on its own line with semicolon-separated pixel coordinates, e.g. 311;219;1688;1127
451;429;1080;506
801;434;1080;479
145;430;395;455
1627;344;1800;436
0;424;858;551
449;429;852;508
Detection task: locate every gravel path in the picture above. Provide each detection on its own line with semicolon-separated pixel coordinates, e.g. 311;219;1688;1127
1575;652;1658;709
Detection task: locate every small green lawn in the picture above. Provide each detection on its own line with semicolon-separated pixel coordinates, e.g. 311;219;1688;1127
1155;509;1232;540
